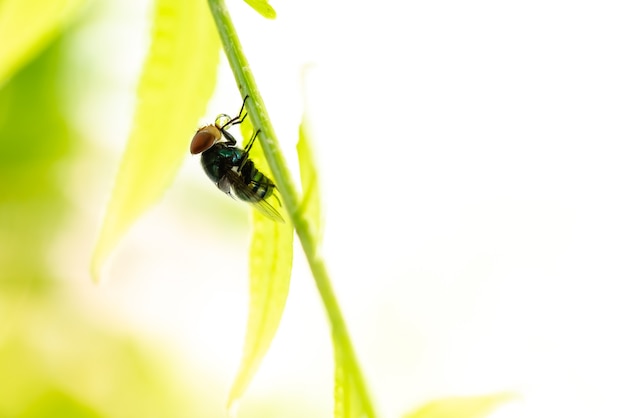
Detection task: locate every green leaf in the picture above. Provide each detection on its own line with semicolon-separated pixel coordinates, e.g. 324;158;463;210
333;341;368;418
20;389;103;418
90;0;220;282
296;116;322;242
227;210;293;410
227;116;294;410
241;0;276;19
0;0;85;86
403;393;516;418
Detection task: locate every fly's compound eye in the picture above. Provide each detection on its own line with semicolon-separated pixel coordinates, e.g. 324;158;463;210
190;125;221;154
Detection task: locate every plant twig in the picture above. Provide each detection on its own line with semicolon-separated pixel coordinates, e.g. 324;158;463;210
207;1;377;416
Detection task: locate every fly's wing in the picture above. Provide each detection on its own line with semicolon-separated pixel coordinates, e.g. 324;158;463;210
224;170;285;223
217;175;233;196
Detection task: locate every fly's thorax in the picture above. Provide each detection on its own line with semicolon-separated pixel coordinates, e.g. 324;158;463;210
200;143;246;184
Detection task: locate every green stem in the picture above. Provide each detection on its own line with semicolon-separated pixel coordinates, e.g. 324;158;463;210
207;1;377;417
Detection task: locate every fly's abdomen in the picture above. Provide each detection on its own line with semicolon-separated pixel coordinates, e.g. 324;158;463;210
235;160;275;202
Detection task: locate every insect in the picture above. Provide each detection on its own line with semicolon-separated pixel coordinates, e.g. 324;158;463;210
190;97;284;222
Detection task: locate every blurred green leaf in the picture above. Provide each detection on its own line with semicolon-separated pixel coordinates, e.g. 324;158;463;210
18;389;103;418
227;115;294;410
90;0;220;282
403;393;516;418
0;307;207;418
0;39;73;294
0;0;85;87
296;115;322;242
241;0;276;19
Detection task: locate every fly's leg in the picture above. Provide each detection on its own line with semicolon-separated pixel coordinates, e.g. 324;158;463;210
243;128;260;154
238;129;260;172
222;130;237;146
219;95;250;131
216;96;250;146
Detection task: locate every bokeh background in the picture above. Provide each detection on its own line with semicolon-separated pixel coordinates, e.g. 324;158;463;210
2;0;625;417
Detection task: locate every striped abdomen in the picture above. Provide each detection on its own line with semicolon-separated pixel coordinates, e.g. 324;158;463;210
234;160;275;202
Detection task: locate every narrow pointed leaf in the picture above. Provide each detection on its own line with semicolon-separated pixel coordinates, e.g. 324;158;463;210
228;210;293;408
0;0;85;86
90;0;220;282
241;0;276;19
227;120;294;409
403;393;516;418
334;340;368;418
297;115;368;417
296;116;322;242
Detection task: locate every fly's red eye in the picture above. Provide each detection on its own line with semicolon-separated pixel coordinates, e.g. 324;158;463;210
190;125;221;154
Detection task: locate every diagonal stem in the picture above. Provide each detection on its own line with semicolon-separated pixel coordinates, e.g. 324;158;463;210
207;1;377;417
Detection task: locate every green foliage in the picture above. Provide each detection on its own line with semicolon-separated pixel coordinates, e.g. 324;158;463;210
0;311;200;418
0;35;207;418
0;39;72;295
333;340;367;418
297;116;372;418
242;0;276;19
228;210;294;409
297;117;322;242
17;389;103;418
0;0;86;86
90;0;220;282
